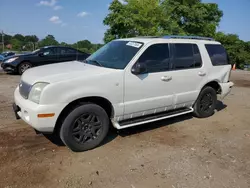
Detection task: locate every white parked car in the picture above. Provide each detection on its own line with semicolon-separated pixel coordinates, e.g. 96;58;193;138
13;36;234;152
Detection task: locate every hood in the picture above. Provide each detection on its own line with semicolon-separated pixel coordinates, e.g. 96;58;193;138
21;61;116;85
4;53;33;60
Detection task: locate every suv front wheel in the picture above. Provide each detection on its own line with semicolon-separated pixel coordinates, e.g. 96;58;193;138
193;86;217;118
60;103;110;152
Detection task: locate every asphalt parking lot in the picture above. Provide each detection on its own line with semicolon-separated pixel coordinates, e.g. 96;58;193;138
0;70;249;188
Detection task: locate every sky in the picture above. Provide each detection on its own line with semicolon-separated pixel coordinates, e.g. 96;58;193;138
0;0;249;44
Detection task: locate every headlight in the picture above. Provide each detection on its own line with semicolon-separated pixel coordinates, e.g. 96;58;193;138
28;82;49;104
5;57;19;63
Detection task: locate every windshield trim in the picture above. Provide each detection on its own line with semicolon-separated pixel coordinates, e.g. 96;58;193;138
32;48;41;54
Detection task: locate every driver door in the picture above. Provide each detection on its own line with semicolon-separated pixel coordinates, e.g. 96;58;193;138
123;43;174;120
36;47;58;66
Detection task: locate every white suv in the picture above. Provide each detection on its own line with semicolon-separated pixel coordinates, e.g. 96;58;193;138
13;36;234;152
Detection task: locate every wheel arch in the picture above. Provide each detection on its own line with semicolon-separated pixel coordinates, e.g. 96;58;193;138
18;60;32;66
201;80;222;94
54;96;114;133
17;60;32;73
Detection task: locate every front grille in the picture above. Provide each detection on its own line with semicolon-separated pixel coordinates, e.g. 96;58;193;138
19;81;31;99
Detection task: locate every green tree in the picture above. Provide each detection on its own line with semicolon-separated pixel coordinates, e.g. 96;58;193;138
103;0;223;42
10;38;22;50
214;32;250;68
72;40;102;53
60;42;70;47
73;40;92;49
13;34;25;42
24;35;39;43
104;0;169;43
3;33;12;45
91;44;103;52
38;35;59;47
161;0;223;37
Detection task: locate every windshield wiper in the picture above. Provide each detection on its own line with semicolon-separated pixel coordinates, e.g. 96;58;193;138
87;59;103;67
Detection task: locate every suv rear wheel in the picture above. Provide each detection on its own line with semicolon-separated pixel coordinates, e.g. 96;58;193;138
193;86;217;118
60;103;109;152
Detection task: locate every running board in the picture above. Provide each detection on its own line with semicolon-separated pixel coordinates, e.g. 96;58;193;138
112;107;193;129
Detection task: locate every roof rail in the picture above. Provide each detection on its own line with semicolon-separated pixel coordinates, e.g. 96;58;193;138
134;36;160;38
162;35;215;41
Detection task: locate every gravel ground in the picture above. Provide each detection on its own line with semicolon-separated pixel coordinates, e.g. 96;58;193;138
0;70;249;188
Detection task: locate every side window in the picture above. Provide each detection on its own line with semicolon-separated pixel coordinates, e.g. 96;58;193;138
43;48;57;56
137;44;170;73
193;44;202;67
173;43;202;70
205;44;230;66
58;47;67;55
65;48;77;54
58;48;77;55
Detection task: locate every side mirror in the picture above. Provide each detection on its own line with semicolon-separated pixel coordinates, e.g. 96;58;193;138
131;62;147;75
38;52;44;57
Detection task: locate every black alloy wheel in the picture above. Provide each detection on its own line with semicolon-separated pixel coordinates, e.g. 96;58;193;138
200;93;213;113
60;103;110;152
72;113;103;144
18;62;32;75
193;86;217;118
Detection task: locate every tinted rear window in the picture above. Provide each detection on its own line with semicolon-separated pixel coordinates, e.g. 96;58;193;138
173;43;202;70
205;44;230;66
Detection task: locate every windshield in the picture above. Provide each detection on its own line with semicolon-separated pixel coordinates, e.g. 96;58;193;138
32;49;41;54
86;40;144;69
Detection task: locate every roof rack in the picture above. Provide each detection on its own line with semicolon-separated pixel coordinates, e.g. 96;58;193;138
162;35;215;41
134;36;160;38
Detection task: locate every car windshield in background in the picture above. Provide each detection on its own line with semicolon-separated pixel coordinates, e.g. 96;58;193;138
32;49;41;54
0;55;4;61
86;40;144;69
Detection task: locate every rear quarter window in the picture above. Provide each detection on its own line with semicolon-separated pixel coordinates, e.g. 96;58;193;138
205;44;230;66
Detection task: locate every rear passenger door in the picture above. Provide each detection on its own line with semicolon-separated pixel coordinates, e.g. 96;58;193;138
169;43;208;108
58;47;77;62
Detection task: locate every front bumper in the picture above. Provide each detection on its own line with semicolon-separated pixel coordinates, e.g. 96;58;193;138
219;81;234;99
14;87;67;133
1;62;16;73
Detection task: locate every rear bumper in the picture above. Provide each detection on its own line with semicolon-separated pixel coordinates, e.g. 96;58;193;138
219;81;234;99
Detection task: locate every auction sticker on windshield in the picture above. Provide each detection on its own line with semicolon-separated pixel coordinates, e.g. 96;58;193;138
126;42;142;48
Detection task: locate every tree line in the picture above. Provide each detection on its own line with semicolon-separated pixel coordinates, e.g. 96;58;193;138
1;33;103;54
1;0;250;68
104;0;250;69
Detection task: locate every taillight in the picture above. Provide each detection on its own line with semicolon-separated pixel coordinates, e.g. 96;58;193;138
228;69;232;81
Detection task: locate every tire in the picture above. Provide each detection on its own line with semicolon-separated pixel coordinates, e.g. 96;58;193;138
18;62;32;75
43;132;65;146
59;103;110;152
193;86;217;118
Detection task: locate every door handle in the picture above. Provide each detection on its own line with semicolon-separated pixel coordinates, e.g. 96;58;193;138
161;76;172;82
198;71;206;76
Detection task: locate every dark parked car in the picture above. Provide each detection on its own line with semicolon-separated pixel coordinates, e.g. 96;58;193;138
1;46;90;75
1;51;16;58
0;52;15;64
0;54;4;64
